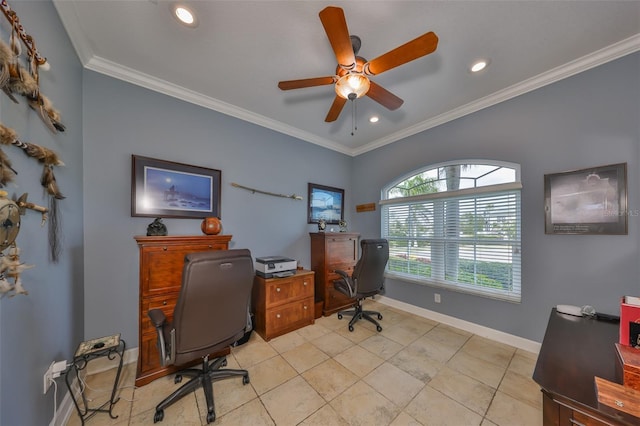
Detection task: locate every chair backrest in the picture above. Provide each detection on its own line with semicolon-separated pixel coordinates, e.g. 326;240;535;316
352;239;389;297
172;249;254;365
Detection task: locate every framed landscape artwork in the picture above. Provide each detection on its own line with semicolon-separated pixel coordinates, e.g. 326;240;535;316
131;155;221;219
307;183;344;224
544;163;627;235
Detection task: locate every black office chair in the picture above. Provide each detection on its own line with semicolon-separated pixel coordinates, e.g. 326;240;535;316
334;239;389;332
148;249;254;424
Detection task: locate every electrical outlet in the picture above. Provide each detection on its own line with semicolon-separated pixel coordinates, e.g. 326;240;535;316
43;361;55;394
434;293;441;303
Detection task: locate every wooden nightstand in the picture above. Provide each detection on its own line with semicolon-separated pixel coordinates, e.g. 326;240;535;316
252;270;315;341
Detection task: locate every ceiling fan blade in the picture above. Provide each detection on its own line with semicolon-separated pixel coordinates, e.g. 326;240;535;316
366;81;404;110
278;76;336;91
319;6;356;71
325;96;347;122
364;31;438;76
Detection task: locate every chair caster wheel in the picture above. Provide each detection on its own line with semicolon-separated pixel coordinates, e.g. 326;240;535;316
377;314;383;320
376;325;383;332
348;325;354;332
206;412;216;423
153;410;164;423
338;313;343;320
243;375;250;385
174;375;182;384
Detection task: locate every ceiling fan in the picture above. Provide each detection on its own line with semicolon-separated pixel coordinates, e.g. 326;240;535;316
278;6;438;122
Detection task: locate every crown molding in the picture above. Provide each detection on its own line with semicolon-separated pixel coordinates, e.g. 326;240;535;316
353;34;640;156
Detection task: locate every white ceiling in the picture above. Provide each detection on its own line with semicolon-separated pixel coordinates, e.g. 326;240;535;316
52;1;640;156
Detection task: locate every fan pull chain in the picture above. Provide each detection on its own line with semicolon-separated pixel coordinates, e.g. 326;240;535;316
350;99;358;136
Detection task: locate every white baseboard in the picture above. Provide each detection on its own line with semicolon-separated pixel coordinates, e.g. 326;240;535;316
377;296;541;354
49;347;138;426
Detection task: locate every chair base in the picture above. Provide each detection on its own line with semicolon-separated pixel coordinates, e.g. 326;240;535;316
337;299;383;332
153;355;249;424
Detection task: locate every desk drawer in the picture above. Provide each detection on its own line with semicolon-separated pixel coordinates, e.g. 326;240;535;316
265;299;314;336
141;295;177;335
265;275;313;307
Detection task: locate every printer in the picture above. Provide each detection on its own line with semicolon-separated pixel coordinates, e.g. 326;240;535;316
255;256;297;278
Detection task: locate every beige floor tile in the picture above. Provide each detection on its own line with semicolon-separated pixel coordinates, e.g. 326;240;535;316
212;398;274;426
375;307;410;326
380;323;424;346
297;322;332;341
407;334;462;364
481;419;499;426
268;330;307;353
299;404;349;425
497;370;542;409
395;315;436;337
311;331;355;357
129;374;185;417
281;342;330;373
461;335;516;368
428;366;495;415
247;354;299;395
302;359;359;401
447;351;507;388
405;386;483;426
507;352;537;378
129;390;201;425
232;337;278;369
424;324;472;347
390;411;423;426
316;313;349;331
330;381;400;426
334;321;377;342
516;348;539;361
333;345;384;377
364;362;425;408
389;345;445;383
359;334;404;360
260;376;325;425
484;390;542;426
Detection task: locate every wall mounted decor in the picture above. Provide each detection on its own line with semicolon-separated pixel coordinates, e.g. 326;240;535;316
544;163;627;235
231;182;303;200
131;155;221;219
308;183;344;224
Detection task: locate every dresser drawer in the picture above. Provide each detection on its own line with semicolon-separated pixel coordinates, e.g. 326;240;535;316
141;295;178;335
265;275;313;307
265;298;314;336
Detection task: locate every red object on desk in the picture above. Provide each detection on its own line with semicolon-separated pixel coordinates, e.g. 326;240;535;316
620;296;640;346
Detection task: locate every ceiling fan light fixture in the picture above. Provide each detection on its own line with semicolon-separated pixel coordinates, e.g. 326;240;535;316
335;73;370;100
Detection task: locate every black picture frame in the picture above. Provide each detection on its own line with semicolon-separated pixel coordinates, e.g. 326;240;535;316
307;183;344;224
544;163;627;235
131;155;221;219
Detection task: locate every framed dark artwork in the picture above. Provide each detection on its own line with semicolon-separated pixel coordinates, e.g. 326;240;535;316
544;163;627;235
308;183;344;224
131;155;221;219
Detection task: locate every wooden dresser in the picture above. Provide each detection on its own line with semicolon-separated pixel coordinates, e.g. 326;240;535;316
252;270;315;341
310;232;359;316
134;234;232;387
533;308;640;425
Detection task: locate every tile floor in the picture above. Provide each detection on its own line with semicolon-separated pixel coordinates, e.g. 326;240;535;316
65;301;542;425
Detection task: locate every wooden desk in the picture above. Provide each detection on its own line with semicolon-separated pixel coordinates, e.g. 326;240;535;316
533;308;640;425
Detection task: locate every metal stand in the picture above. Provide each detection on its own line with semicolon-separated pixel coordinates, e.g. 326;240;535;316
65;335;126;425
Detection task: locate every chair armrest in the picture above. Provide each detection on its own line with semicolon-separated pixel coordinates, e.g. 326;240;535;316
148;309;166;328
333;270;356;298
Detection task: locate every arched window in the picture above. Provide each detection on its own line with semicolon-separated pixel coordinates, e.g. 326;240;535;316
381;160;522;302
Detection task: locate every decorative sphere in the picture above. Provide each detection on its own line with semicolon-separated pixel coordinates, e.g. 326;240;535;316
201;217;222;235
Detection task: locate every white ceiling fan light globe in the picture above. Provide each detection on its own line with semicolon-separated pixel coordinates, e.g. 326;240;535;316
335;73;370;99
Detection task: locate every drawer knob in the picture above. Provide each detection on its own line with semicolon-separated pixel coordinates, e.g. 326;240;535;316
208;245;212;248
276;287;281;292
303;281;308;286
303;305;308;310
162;246;168;251
276;314;281;318
163;301;167;306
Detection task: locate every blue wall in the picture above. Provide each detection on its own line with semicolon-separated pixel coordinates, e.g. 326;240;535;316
0;1;84;425
353;52;640;342
0;2;638;424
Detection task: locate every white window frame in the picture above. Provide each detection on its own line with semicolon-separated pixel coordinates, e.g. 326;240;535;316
381;160;522;303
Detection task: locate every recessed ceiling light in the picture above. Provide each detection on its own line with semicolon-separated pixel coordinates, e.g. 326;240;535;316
172;4;198;27
369;116;379;123
470;60;488;73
